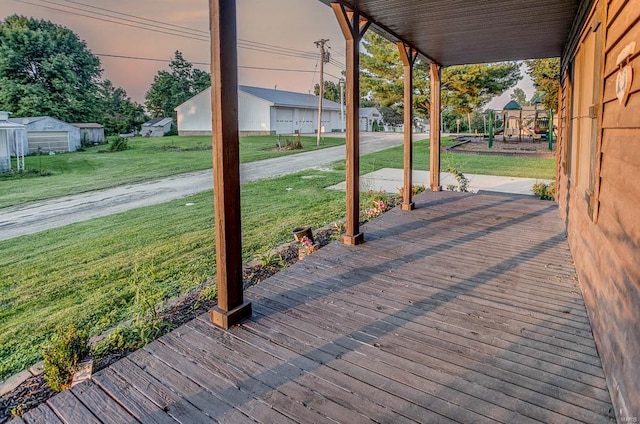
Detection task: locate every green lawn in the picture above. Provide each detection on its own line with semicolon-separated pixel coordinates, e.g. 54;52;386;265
0;137;556;381
0;168;347;381
334;137;556;180
0;135;345;207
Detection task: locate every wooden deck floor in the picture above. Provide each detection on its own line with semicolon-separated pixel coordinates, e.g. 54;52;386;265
16;191;615;423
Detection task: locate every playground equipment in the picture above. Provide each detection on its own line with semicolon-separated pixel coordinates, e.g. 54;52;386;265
487;100;555;151
498;99;553;141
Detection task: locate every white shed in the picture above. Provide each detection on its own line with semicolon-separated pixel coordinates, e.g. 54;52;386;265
8;116;81;153
141;118;173;137
175;85;342;136
0;112;27;172
359;107;383;132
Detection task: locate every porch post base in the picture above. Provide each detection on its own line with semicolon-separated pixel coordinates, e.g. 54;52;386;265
342;233;364;246
431;185;442;192
401;202;415;211
209;301;252;330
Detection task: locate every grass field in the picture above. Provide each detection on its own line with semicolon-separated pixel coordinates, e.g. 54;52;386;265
334;137;556;180
0;135;345;207
0;168;347;381
0;136;556;381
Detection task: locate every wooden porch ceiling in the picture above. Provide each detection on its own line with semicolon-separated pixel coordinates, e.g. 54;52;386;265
319;0;580;65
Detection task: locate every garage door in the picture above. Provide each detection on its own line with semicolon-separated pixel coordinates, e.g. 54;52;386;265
275;109;294;135
28;131;69;153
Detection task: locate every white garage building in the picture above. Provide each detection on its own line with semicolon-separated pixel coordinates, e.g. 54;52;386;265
175;85;343;136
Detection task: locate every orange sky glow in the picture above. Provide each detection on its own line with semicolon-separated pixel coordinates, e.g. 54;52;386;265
0;0;532;109
0;0;346;103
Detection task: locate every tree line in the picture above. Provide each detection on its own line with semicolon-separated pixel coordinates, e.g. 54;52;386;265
316;32;559;131
0;15;210;135
0;15;559;136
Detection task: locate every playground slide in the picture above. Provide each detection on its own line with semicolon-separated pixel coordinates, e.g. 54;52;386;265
521;126;542;140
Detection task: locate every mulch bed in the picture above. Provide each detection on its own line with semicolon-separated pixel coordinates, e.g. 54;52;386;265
0;225;340;423
447;136;555;157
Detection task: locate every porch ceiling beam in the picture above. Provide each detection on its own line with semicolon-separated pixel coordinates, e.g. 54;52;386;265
398;42;418;211
332;2;369;246
430;63;442;192
208;0;251;329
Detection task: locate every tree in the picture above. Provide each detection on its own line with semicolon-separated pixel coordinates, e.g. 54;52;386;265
97;80;146;135
525;58;560;111
359;32;521;116
145;51;211;118
0;15;102;122
510;87;529;106
360;33;430;118
440;63;522;114
313;81;341;103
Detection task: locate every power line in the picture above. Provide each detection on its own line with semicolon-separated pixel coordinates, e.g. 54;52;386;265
13;0;347;71
96;53;209;66
97;53;337;76
16;0;339;64
13;0;210;42
35;0;208;40
57;0;209;35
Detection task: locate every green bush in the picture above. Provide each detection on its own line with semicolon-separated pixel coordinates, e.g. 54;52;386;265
42;325;89;392
108;137;129;152
533;181;555;200
446;165;470;192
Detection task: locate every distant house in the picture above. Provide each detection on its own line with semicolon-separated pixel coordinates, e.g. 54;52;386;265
0;112;27;172
72;123;105;144
8;116;80;153
175;85;342;136
141;118;173;137
359;107;382;132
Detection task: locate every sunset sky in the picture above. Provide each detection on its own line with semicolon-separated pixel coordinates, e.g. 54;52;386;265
0;0;531;108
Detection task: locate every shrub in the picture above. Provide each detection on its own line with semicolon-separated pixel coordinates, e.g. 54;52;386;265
446;165;470;192
42;325;89;392
108;137;129;152
360;190;396;222
398;184;426;199
533;181;555;200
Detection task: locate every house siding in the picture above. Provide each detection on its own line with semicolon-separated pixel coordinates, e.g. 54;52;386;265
558;0;640;418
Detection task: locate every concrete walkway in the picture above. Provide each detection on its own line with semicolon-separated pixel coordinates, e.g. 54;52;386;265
327;168;550;196
0;133;424;241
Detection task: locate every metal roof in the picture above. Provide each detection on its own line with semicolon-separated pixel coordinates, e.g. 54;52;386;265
318;0;580;66
8;116;47;125
240;85;342;111
0;121;25;130
143;117;173;127
503;100;522;110
71;123;104;129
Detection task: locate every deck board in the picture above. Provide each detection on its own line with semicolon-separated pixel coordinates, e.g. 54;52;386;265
19;191;615;423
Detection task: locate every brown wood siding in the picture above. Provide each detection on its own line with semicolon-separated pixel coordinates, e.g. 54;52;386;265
559;0;640;418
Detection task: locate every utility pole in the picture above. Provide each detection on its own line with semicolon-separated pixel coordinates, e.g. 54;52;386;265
315;39;329;146
339;77;345;132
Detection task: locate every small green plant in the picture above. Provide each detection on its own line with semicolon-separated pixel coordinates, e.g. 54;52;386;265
108;137;129;152
446;165;470;192
532;180;555;200
199;284;218;301
398;184;426;199
42;324;89;392
361;190;396;222
257;250;286;268
92;264;171;357
11;405;24;418
330;221;346;241
130;264;171;346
